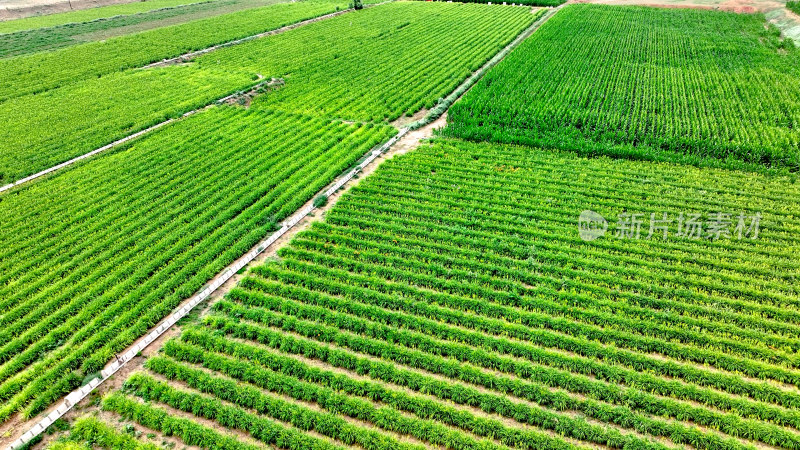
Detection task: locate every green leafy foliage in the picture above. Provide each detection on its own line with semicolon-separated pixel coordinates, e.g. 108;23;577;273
445;4;800;170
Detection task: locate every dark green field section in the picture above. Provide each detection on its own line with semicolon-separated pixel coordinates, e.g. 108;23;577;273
445;4;800;170
103;138;800;449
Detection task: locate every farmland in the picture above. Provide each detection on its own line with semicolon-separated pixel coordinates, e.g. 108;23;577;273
0;107;396;423
444;4;800;170
3;0;800;449
0;0;212;33
100;139;800;449
0;1;537;185
0;0;350;101
0;0;539;430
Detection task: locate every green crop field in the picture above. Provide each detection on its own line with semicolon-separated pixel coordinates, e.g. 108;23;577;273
0;2;536;186
445;4;800;170
3;1;800;449
0;0;214;34
98;139;800;449
0;0;540;431
0;0;349;101
0;107;395;422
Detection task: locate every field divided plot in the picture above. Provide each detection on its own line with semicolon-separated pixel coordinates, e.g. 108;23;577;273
225;3;545;121
0;1;540;426
0;2;538;186
103;138;800;449
445;4;800;170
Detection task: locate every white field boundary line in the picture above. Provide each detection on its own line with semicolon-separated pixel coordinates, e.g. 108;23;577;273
141;1;392;69
0;78;275;194
6;7;561;448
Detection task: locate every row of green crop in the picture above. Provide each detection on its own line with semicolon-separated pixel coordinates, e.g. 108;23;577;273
0;108;395;422
226;273;800;428
443;4;800;170
256;250;800;388
190;314;744;450
102;394;266;450
275;232;800;368
147;351;570;450
246;258;800;410
168;324;672;449
123;372;430;450
292;219;800;347
326;170;800;316
148;347;586;450
242;5;537;121
201;298;800;450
